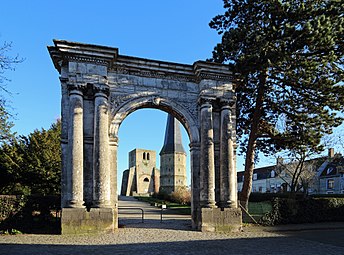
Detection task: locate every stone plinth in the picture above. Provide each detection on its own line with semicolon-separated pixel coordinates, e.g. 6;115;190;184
61;208;117;235
201;207;242;232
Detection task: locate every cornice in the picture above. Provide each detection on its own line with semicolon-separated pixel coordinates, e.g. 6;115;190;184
48;40;118;73
48;40;235;83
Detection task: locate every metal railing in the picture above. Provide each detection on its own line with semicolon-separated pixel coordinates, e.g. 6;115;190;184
118;207;145;223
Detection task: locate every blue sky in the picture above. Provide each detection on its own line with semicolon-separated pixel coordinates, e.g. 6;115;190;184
0;0;235;188
1;1;342;189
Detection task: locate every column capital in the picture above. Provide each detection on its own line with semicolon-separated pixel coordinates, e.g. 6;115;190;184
109;135;119;146
198;96;216;107
219;97;236;109
59;77;69;83
67;82;86;96
94;83;110;98
189;142;200;151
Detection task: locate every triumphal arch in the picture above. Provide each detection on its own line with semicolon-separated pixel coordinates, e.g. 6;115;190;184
48;40;241;234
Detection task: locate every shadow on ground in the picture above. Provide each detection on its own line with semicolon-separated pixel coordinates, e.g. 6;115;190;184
1;236;344;255
118;218;191;230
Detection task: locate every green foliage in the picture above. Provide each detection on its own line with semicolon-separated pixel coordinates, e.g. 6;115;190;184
260;197;344;226
211;0;344;154
0;195;60;234
0;195;26;221
0;120;61;195
0;100;15;145
0;229;23;235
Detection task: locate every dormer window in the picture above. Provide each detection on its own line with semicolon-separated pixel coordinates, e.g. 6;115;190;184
271;170;275;178
253;173;257;180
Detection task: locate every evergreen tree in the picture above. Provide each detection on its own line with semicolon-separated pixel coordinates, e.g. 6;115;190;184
0;120;61;195
0;138;26;194
21;120;61;195
0;99;15;145
210;0;344;209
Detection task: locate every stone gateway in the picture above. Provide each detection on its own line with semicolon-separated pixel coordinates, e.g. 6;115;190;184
48;40;241;234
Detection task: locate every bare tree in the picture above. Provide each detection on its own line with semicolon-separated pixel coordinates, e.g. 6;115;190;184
0;40;23;144
276;150;320;196
0;41;22;90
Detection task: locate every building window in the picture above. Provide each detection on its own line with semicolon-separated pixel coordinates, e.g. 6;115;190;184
271;170;275;178
147;153;150;160
143;152;146;160
253;173;257;180
258;186;263;193
327;179;335;190
143;177;149;182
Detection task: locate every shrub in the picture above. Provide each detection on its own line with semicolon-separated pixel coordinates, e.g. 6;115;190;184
170;187;191;205
259;197;344;226
0;195;26;221
0;194;61;234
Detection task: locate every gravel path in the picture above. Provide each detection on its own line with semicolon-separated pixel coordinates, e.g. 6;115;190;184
1;228;344;255
1;197;344;254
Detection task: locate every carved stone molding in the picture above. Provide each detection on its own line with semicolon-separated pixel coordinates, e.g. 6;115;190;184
219;97;236;108
179;101;198;124
94;84;110;97
113;64;197;83
198;96;216;107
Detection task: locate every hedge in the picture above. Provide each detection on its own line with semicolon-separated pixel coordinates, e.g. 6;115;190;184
0;195;61;234
259;197;344;226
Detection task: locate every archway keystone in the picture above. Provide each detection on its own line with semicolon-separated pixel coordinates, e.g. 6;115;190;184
48;40;241;234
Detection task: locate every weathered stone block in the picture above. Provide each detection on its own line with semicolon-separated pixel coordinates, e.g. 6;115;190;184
61;208;116;235
200;207;242;232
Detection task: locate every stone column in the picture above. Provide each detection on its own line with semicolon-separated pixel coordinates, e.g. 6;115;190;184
109;135;118;229
109;136;118;208
200;99;216;208
190;142;201;229
219;100;237;208
93;87;111;207
60;79;69;208
68;86;84;208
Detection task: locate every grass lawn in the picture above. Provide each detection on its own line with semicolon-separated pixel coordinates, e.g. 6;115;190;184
243;201;272;223
135;196;273;219
135;196;191;215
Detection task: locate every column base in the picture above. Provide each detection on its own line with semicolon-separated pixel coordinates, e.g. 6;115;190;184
200;207;242;232
61;208;117;235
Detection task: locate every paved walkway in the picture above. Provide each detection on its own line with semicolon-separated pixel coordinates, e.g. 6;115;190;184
118;196;191;230
1;197;344;254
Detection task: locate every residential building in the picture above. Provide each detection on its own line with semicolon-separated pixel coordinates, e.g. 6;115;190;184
237;149;344;195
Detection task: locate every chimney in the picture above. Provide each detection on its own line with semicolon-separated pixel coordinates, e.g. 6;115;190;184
276;157;284;166
328;148;335;158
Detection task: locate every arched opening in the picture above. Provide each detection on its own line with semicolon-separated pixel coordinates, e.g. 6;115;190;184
114;106;194;229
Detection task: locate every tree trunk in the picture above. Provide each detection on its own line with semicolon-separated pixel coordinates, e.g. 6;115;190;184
240;70;267;210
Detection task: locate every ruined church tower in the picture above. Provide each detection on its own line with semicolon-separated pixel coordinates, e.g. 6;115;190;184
159;114;187;194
